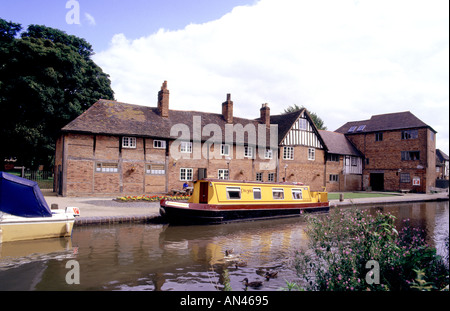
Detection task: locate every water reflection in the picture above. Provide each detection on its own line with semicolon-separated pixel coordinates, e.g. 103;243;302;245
0;201;447;291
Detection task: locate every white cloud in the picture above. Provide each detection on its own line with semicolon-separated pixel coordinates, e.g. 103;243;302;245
84;13;96;26
94;0;449;154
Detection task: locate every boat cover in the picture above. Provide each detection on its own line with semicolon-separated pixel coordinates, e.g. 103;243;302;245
0;171;52;217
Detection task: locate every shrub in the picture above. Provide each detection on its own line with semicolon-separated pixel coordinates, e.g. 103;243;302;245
294;208;449;291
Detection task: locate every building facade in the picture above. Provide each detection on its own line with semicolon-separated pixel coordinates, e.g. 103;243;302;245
335;112;437;193
55;81;440;196
55;81;331;196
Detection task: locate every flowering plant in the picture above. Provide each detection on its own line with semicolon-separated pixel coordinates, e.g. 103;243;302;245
115;194;191;202
294;208;448;291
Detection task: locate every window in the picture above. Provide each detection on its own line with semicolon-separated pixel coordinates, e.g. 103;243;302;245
348;126;357;133
180;168;193;181
351;157;358;166
357;125;366;132
299;118;307;130
244;146;253;158
153;140;166;149
401;130;418;140
327;154;339;162
400;173;410;183
180;141;192;153
253;188;262;200
272;188;284;200
268;173;275;182
146;164;165;175
96;162;118;173
226;187;241;200
122;137;136;148
218;169;229;180
375;132;383;142
308;148;315;161
220;144;230;156
292;188;303;200
256;172;263;181
329;174;339;182
401;151;420;161
265;148;273;159
283;147;294;160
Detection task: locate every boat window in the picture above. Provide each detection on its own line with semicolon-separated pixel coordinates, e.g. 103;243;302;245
292;188;303;200
253;188;262;200
226;187;241;200
272;188;284;200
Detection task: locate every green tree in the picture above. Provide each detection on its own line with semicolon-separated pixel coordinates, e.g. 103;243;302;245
0;19;114;169
283;104;327;130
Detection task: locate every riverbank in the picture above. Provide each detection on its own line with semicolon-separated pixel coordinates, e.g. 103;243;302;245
43;191;449;227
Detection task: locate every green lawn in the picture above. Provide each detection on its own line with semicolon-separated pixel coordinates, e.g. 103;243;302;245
328;192;400;200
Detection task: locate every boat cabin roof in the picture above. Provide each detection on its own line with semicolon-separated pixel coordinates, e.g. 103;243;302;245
195;178;305;186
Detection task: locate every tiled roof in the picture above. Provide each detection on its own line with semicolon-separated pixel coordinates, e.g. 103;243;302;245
335;111;436;134
62;99;274;145
318;130;362;157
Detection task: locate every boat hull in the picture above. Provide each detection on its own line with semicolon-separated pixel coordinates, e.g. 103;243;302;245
0;212;75;243
160;200;329;225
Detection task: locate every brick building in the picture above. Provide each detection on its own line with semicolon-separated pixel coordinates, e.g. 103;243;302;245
335;112;437;193
55;81;440;196
55;81;333;196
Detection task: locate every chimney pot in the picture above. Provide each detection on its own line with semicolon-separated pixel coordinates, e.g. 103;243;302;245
260;103;270;127
222;93;233;123
157;80;169;118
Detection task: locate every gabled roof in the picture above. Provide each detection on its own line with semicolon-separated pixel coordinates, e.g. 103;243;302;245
270;109;305;143
335;111;436;134
62;99;275;145
436;149;449;164
319;130;362;157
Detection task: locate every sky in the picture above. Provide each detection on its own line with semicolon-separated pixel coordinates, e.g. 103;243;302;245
1;0;449;154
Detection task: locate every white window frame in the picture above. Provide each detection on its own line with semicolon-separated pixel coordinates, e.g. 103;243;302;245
244;146;253;158
122;137;136;148
265;148;273;159
146;164;165;175
268;173;275;182
256;172;263;181
95;162;119;173
292;188;303;200
218;169;229;180
283;147;294;160
220;144;230;156
253;187;262;200
180;168;193;181
226;186;241;200
153;140;166;149
272;188;284;200
308;148;315;161
329;174;339;182
180;141;193;153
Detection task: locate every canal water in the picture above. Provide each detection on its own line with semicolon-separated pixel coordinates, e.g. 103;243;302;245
0;201;448;291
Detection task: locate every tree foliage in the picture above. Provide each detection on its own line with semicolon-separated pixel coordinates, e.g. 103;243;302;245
283;104;327;130
0;19;114;169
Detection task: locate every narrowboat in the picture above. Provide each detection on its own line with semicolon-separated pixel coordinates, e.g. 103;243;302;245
160;179;329;224
0;172;79;243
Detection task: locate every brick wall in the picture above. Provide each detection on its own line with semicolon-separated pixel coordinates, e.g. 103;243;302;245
57;133;330;196
346;127;435;192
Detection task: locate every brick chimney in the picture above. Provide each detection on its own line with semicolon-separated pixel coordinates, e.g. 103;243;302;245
260;103;270;127
222;93;233;123
157;80;169;118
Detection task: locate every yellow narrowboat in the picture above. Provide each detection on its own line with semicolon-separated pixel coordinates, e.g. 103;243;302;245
160;179;329;224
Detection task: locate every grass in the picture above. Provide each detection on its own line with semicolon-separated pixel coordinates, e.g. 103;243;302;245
328;192;400;201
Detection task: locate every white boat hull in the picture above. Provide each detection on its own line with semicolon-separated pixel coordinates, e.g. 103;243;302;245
0;209;76;243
